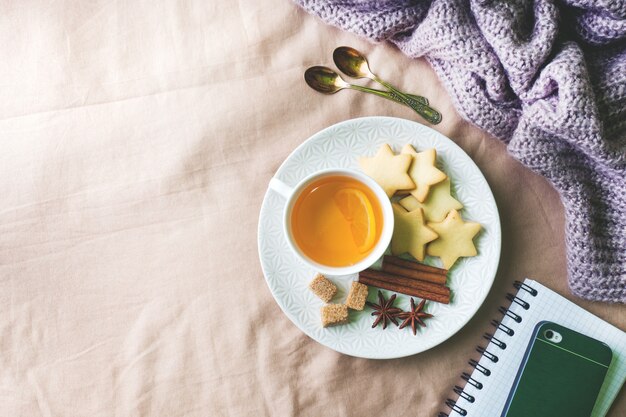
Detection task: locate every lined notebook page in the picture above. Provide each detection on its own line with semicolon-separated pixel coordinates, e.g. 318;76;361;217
453;279;626;417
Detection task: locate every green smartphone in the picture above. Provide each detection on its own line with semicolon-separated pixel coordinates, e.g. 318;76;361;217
501;321;612;417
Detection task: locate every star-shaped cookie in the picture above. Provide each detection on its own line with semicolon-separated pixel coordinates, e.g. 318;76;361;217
398;179;463;222
359;144;414;197
427;209;481;269
391;203;438;261
401;145;447;202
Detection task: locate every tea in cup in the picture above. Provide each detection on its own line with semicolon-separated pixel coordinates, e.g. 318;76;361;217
269;168;393;275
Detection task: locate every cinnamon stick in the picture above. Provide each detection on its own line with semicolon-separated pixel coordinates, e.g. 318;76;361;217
381;263;447;285
383;255;448;275
360;269;450;297
359;275;450;304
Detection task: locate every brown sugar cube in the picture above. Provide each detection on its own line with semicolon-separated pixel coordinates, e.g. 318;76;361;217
321;304;349;328
345;281;369;310
309;273;337;303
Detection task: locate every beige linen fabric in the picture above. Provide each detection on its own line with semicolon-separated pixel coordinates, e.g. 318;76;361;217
0;1;623;416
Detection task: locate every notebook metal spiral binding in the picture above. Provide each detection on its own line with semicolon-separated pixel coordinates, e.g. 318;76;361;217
454;385;475;402
441;281;538;416
469;359;491;376
461;372;483;389
476;346;498;363
513;280;538;296
445;399;467;416
506;293;530;310
498;306;522;323
483;333;507;349
491;319;514;336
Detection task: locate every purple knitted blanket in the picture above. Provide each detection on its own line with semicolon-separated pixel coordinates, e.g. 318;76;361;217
294;0;626;302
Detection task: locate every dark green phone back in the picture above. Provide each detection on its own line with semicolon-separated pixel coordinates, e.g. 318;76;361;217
503;322;612;417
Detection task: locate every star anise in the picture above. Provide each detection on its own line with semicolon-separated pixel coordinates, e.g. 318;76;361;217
397;298;433;335
366;290;402;329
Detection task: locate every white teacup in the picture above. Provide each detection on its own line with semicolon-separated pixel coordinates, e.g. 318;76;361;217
269;168;393;276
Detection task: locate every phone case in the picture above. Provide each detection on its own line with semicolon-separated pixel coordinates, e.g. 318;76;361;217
501;321;612;417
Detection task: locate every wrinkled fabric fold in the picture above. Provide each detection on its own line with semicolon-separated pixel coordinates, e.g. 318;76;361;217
294;0;626;302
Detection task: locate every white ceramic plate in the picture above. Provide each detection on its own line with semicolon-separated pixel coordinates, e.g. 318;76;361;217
258;117;501;359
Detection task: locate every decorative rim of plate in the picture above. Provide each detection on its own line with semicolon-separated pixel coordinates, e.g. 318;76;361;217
257;116;501;359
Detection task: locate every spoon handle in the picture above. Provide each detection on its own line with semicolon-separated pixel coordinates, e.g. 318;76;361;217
373;76;442;125
349;84;429;106
407;93;428;105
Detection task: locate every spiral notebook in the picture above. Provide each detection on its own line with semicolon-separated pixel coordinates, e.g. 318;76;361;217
440;279;626;417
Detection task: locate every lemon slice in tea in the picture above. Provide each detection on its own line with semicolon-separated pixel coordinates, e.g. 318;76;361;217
334;188;377;253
